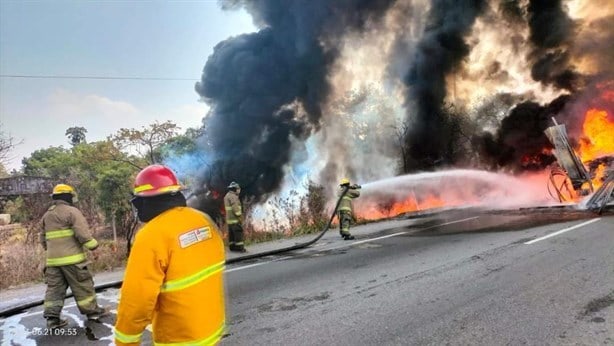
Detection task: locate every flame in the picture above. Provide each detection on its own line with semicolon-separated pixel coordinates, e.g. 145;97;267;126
521;148;554;168
578;108;614;162
577;107;614;189
356;194;461;220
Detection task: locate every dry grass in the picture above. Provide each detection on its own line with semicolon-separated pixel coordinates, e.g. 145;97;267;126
239;181;331;245
1;182;335;289
0;226;46;290
0;226;127;290
87;239;128;273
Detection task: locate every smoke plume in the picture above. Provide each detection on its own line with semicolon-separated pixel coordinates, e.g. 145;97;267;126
470;0;614;172
194;0;396;204
400;0;486;170
527;0;580;91
186;0;614;221
473;95;572;171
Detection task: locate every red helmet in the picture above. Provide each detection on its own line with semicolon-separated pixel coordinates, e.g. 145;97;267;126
133;164;183;197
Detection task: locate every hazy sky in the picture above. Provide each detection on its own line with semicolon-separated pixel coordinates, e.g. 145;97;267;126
0;0;256;171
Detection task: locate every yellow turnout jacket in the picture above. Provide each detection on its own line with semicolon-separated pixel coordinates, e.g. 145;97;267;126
337;186;361;214
114;207;225;346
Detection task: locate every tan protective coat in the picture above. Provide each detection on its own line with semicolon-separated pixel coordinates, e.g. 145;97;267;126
41;200;98;266
223;191;242;225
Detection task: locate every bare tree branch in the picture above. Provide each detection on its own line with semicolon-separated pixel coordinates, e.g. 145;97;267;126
0;125;22;165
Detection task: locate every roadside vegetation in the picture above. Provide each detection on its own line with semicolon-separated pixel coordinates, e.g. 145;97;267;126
243;181;329;244
0;122;334;289
0;225;127;290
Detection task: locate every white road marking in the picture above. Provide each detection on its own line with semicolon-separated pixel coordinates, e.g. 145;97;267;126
325;216;480;252
349;232;408;246
418;216;480;230
524;218;601;245
226;256;291;273
226;217;478;272
0;217;480;320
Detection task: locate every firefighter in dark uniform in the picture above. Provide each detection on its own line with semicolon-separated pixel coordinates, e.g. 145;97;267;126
337;178;361;240
224;181;246;252
41;184;109;329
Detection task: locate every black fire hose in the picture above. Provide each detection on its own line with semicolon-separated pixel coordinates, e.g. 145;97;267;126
226;185;349;264
0;186;349;318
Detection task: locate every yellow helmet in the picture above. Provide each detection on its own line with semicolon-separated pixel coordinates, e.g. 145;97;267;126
339;178;350;186
52;184;76;196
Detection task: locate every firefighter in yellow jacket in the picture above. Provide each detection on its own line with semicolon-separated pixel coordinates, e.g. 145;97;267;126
41;184;109;328
337;178;361;240
114;164;225;346
223;181;246;252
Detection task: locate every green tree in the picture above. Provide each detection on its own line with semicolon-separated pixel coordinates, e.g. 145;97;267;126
158;126;204;160
20;141;139;234
96;165;135;239
21;145;97;227
65;126;88;146
71;141;138;232
112;121;181;165
22;146;75;178
18;122;202;238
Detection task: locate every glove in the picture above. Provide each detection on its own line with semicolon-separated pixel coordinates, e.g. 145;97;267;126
351;184;362;189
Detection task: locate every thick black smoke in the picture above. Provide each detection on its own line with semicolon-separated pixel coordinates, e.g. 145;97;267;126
193;0;395;213
473;95;572;171
475;1;614;172
527;0;581;91
401;0;486;171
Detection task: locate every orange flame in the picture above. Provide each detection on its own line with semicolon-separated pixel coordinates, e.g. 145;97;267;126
356;194;463;220
356;87;613;220
577;107;614;189
578;108;614;162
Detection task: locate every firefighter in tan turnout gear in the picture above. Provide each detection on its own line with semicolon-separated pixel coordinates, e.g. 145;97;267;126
224;181;246;252
40;184;109;329
115;165;225;346
337;178;361;240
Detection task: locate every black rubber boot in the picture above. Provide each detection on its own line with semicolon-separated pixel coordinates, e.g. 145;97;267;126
87;306;111;321
47;318;68;329
343;234;355;240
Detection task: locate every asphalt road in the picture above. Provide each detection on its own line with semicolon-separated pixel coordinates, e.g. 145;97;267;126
2;208;613;345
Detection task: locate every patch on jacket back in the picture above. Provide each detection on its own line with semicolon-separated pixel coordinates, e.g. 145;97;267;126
178;227;211;248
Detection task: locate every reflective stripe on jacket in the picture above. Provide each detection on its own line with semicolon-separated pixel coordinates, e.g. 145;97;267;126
223;191;242;225
41;200;98;267
337;187;360;213
114;207;225;346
